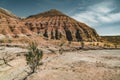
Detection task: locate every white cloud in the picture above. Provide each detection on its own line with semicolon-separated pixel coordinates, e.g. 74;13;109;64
74;12;98;23
89;1;115;14
109;12;120;22
72;1;120;26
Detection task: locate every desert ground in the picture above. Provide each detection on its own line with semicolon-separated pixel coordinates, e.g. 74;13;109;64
0;44;120;80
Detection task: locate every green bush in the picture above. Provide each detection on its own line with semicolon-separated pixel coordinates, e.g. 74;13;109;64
25;42;43;73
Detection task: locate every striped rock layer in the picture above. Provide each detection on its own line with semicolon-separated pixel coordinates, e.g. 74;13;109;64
0;8;99;41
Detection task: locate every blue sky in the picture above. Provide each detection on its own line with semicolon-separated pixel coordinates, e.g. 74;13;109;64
0;0;120;36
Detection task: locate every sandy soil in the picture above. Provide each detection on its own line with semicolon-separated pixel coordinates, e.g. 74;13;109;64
0;46;120;80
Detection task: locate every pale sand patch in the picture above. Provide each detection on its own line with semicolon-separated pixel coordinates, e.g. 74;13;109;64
0;47;120;80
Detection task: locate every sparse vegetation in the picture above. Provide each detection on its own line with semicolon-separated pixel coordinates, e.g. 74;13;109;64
104;43;107;48
59;48;64;55
0;38;12;43
25;41;43;73
80;41;84;49
0;52;13;67
24;41;43;80
96;43;99;46
59;42;64;54
59;42;65;47
101;36;120;48
114;43;117;48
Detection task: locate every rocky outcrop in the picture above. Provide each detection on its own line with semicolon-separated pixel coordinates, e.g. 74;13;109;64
24;9;100;41
0;8;100;41
0;8;32;38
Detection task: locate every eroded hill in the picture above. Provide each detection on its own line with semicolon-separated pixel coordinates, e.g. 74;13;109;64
0;8;100;42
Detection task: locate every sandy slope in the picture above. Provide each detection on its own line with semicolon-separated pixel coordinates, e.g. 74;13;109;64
0;47;120;80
